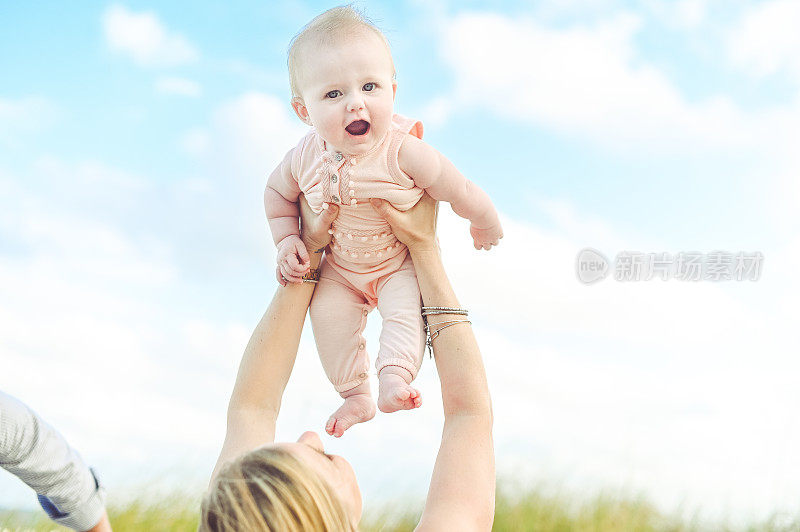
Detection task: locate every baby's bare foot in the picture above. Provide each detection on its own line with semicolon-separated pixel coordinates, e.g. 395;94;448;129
377;372;422;413
325;393;376;438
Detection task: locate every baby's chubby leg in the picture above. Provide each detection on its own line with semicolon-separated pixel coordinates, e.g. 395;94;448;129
374;258;426;413
310;262;377;437
325;381;376;438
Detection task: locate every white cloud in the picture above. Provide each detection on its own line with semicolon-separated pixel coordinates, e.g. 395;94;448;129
527;0;622;21
0;90;317;506
433;198;800;521
436;12;757;152
0;162;173;287
427;5;800;222
179;127;210;156
0;96;57;146
671;0;708;28
440;202;768;355
644;0;710;29
417;95;455;128
224;59;282;87
155;76;202;97
182;92;309;183
33;156;149;191
727;0;800;82
103;4;199;67
0;160;247;506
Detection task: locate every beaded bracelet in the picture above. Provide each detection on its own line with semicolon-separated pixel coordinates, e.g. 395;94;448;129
301;268;320;283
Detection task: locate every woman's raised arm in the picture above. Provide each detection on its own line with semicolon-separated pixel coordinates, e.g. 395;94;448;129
370;195;495;531
209;197;338;484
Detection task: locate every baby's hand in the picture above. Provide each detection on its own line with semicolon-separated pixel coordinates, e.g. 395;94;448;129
276;235;310;285
470;223;503;251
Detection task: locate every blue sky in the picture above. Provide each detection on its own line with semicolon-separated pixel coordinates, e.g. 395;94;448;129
2;0;800;525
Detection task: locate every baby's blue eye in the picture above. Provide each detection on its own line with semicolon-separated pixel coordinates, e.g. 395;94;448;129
363;82;375;91
326;90;341;99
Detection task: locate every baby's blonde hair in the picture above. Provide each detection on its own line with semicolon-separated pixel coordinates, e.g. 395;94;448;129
287;4;395;98
200;447;354;532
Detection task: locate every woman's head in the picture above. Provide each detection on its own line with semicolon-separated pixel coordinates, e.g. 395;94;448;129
201;431;361;531
287;5;397;156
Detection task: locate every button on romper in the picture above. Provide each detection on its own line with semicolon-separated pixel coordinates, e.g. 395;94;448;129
268;114;427;394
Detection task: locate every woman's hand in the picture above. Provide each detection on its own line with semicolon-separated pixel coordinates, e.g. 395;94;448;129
300;197;338;254
369;194;437;252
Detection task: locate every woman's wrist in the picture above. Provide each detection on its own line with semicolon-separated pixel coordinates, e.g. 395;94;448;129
406;239;438;258
307;256;323;272
407;242;461;311
304;242;326;268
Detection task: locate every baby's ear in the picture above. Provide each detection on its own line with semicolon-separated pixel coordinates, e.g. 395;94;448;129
291;97;312;125
392;80;398;100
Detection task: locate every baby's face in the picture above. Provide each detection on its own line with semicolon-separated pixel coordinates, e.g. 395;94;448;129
293;31;396;155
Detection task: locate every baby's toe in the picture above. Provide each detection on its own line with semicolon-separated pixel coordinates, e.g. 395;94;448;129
325;418;336;435
333;418;352;438
393;387;411;402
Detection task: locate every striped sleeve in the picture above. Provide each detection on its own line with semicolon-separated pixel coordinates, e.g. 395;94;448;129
0;391;106;531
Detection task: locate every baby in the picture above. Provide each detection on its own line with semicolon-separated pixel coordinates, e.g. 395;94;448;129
264;7;502;438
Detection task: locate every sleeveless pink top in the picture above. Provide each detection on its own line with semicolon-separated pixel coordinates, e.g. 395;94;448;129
272;114;425;275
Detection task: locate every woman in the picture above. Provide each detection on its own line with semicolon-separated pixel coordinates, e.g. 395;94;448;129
202;193;495;531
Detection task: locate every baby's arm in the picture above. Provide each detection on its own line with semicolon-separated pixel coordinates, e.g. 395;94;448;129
398;135;503;250
264;148;310;284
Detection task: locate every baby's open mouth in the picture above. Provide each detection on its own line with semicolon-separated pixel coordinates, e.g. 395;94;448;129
345;120;370;136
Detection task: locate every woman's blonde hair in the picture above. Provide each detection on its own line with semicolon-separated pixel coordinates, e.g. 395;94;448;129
287;4;395;98
200;447;354;532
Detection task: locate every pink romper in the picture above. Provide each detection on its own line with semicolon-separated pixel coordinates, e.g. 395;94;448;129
268;115;427;393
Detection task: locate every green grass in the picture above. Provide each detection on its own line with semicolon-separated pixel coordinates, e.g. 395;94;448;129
2;483;799;531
